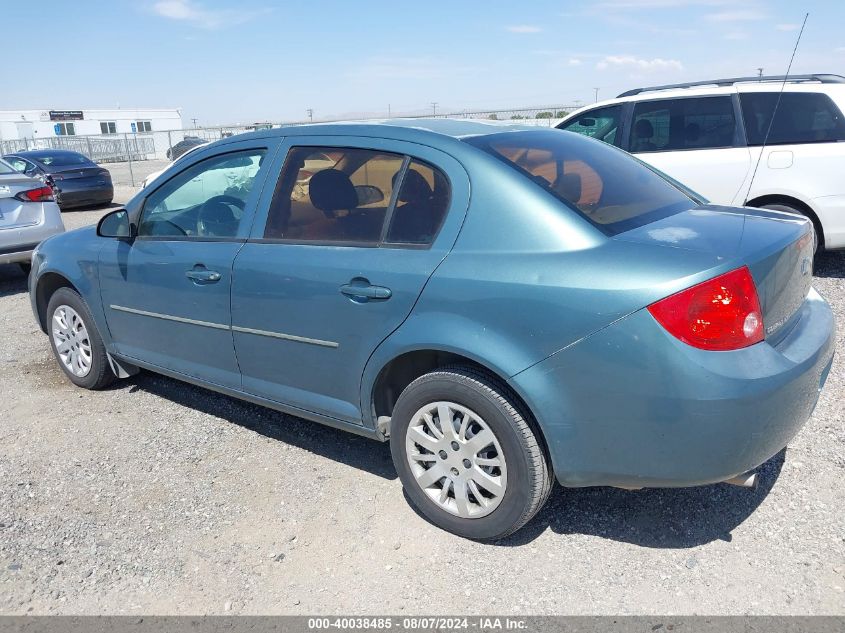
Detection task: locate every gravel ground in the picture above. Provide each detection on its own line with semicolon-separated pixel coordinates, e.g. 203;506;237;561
0;205;843;615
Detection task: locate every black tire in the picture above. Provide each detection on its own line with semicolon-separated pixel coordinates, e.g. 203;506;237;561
46;287;116;390
390;366;552;541
760;203;820;253
18;262;31;276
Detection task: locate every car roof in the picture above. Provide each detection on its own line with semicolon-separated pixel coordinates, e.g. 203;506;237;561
9;149;90;160
235;118;541;144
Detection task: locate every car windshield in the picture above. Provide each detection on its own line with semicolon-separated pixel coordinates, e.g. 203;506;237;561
0;159;15;175
34;153;91;167
464;129;697;235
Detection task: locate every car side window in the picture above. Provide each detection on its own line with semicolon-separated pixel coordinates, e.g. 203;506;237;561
4;157;28;173
558;106;623;147
264;147;405;244
740;92;845;145
385;160;450;245
139;149;266;239
630;97;736;152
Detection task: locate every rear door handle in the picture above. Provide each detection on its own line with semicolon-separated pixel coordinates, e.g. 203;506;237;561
186;267;221;283
340;279;392;302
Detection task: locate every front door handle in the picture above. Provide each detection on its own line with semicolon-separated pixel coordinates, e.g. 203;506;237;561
186;267;221;283
340;278;392;302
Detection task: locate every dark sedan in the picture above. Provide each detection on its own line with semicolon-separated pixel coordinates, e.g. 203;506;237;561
2;150;113;210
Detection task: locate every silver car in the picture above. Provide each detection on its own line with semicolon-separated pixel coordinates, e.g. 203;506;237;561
0;159;64;274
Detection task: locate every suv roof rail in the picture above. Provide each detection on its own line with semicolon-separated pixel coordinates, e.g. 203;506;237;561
617;74;845;98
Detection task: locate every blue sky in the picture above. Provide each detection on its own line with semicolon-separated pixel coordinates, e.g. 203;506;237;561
2;0;844;125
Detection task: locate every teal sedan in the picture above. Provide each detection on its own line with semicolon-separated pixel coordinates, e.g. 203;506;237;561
29;120;835;540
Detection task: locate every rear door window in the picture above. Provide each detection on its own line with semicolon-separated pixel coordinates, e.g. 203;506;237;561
740;92;845;145
631;97;737;152
557;105;623;147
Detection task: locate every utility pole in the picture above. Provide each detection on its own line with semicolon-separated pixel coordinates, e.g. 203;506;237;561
191;117;198;128
307;108;313;122
593;87;600;102
430;102;438;117
757;67;764;78
388;104;391;118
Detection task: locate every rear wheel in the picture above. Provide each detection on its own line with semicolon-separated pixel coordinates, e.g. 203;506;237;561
760;203;820;253
46;287;116;390
389;366;552;540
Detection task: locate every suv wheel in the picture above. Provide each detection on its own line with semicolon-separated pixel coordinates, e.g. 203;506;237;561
390;366;552;540
761;203;820;253
46;287;116;390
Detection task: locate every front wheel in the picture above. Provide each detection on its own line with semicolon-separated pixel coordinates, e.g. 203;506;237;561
390;366;552;541
46;287;116;390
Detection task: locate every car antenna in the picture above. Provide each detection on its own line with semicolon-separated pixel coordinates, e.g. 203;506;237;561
743;12;809;205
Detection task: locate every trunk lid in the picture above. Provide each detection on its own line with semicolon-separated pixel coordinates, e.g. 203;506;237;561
50;166;110;181
0;174;45;229
614;204;814;342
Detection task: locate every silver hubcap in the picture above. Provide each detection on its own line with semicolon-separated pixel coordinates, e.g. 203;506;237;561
405;401;507;519
51;305;92;377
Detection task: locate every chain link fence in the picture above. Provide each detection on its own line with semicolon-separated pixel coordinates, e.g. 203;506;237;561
1;105;578;189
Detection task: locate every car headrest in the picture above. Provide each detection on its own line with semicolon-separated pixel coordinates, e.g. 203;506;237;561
393;168;433;203
634;119;654;139
557;173;582;204
309;169;357;216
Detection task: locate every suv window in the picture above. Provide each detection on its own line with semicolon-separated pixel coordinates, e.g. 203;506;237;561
140;149;266;238
265;147;450;246
465;129;694;236
630;97;736;152
558;105;623;147
740;92;845;145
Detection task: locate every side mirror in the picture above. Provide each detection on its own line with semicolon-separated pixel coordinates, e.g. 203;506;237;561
97;209;134;239
355;184;385;206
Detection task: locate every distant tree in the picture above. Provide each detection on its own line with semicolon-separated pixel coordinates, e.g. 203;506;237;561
536;111;554;119
511;114;525;120
488;113;499;120
555;110;570;117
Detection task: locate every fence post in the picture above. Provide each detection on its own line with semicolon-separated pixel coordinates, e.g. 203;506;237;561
125;133;135;188
167;130;172;160
86;136;93;157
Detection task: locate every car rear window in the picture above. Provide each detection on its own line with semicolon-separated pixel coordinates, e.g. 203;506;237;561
740;92;845;145
464;129;696;235
34;153;90;167
0;159;15;175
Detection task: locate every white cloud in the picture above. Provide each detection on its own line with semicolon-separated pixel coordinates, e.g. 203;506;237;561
596;55;683;72
776;23;800;31
506;25;542;33
151;0;269;29
567;58;583;66
705;9;766;21
723;30;749;40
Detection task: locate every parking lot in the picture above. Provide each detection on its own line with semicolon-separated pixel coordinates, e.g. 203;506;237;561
0;188;841;615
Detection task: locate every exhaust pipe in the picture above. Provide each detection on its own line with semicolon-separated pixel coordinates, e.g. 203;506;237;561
723;471;758;488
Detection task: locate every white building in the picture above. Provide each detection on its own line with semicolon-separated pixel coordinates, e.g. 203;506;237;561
0;107;183;141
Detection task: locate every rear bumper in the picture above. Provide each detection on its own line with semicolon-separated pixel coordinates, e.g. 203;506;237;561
0;206;65;264
55;184;113;209
511;288;835;488
0;245;36;265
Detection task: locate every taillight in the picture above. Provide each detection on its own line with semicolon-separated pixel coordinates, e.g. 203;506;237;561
15;186;54;202
647;266;764;351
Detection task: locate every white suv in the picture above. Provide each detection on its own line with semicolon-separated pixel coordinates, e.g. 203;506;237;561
557;74;845;251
